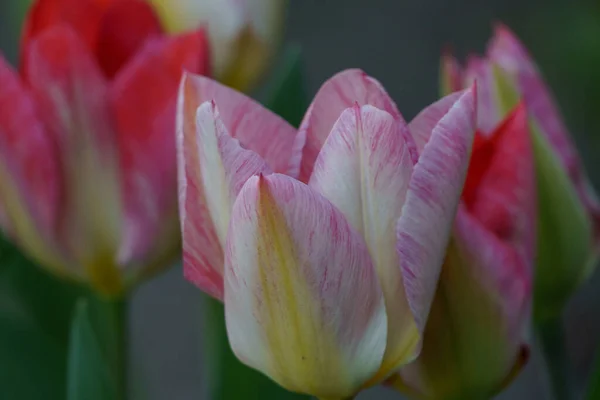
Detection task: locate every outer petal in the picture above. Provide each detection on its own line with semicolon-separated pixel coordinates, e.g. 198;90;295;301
0;56;66;273
179;73;297;175
27;26;123;295
148;0;284;91
440;51;463;96
20;0;117;75
408;91;463;152
395;209;531;399
224;174;387;398
297;69;417;182
308;105;418;380
463;56;500;134
396;85;477;335
395;106;534;399
148;0;244;74
111;29;209;272
95;0;163;78
488;24;600;250
176;99;272;299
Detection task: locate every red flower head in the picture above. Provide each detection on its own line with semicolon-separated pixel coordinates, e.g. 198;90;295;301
0;0;210;295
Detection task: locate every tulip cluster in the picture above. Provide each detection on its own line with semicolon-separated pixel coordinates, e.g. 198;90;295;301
0;0;598;399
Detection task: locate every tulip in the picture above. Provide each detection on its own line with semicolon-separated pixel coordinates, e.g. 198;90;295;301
148;0;285;91
390;103;535;399
0;0;209;296
441;24;600;321
177;69;477;398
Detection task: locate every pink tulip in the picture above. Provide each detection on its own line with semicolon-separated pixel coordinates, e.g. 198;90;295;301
391;103;535;399
177;69;476;397
442;24;600;320
0;0;210;296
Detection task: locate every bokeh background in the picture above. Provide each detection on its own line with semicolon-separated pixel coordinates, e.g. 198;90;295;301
1;0;599;398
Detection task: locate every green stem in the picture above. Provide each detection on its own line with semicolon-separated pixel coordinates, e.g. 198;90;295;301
586;344;600;400
537;317;572;400
93;298;127;400
67;293;127;400
88;294;127;400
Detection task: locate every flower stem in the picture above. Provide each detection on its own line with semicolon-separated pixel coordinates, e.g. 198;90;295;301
537;317;572;400
88;294;127;399
586;344;600;400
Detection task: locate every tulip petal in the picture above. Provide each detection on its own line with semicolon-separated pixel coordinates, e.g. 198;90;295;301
308;105;418;378
95;0;164;78
463;56;501;134
467;104;536;264
178;99;273;298
177;72;293;299
440;51;463;96
395;107;533;398
396;86;477;334
488;24;600;247
297;69;417;182
0;55;65;273
179;73;298;175
397;206;531;399
20;0;117;75
408;91;463;152
225;174;387;398
111;29;209;270
27;26;123;294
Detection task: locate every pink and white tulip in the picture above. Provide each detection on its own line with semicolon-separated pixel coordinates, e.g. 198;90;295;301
177;70;477;398
391;103;535;399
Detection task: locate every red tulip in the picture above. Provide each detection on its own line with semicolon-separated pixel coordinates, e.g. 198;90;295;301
0;0;209;296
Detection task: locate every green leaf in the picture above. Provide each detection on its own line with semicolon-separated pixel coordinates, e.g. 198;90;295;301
265;45;308;128
203;296;307;400
587;344;600;400
531;122;594;322
67;297;126;400
0;234;85;400
0;313;66;400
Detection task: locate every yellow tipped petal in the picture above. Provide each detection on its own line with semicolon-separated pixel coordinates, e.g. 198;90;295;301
225;174;387;398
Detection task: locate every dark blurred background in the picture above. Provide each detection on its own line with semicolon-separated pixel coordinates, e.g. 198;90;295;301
1;0;599;398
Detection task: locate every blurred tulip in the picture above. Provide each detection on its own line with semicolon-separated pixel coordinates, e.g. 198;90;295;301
391;103;535;399
0;0;210;296
177;69;476;397
441;24;600;321
148;0;286;91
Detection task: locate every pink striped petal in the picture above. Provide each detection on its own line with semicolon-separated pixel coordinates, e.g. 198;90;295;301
178;73;298;176
488;24;600;245
409;91;463;153
297;69;417;182
396;85;477;334
463;55;499;134
0;55;65;272
176;91;273;299
308;105;418;378
397;205;531;399
26;26;123;285
110;29;209;269
224;174;387;398
177;80;222;299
